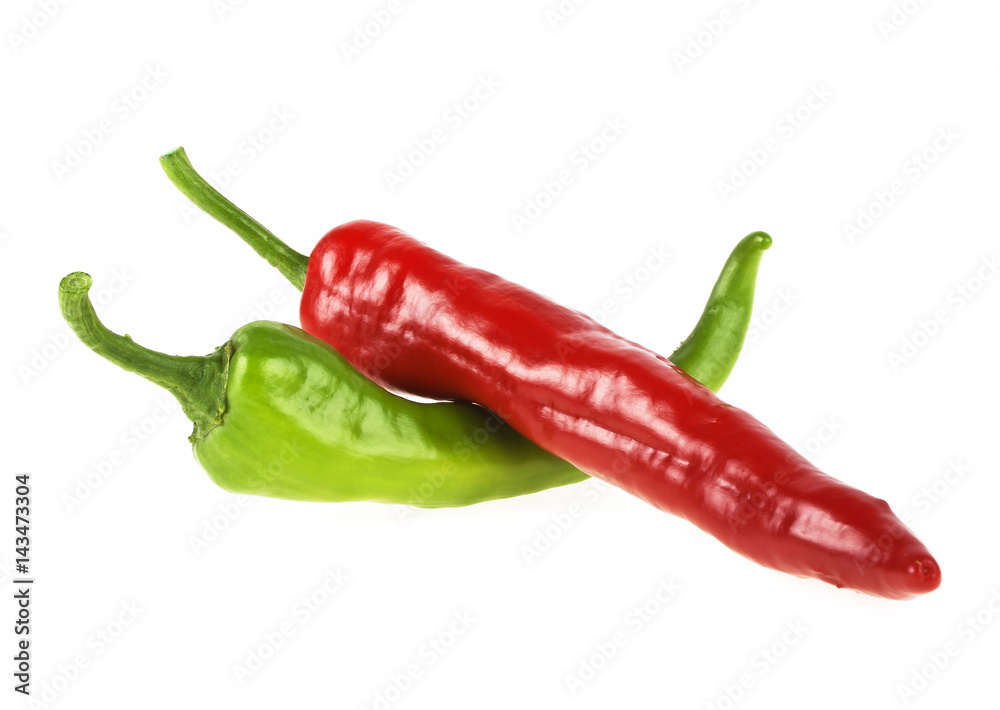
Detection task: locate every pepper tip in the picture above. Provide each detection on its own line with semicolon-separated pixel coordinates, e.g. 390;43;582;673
905;555;942;595
747;231;772;250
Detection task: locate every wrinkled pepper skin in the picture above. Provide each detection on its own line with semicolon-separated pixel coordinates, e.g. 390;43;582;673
196;321;587;506
299;221;941;599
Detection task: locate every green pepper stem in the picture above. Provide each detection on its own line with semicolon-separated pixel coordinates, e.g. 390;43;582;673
160;147;309;291
58;272;230;442
669;231;771;392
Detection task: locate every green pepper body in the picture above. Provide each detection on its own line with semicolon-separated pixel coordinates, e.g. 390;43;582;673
196;321;585;506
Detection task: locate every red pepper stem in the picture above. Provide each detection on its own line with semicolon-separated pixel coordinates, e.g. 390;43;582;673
159;147;309;292
58;272;230;442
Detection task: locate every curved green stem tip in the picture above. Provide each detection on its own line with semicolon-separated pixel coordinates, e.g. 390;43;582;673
59;271;231;442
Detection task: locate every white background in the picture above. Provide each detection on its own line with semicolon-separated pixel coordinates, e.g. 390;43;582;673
3;0;999;708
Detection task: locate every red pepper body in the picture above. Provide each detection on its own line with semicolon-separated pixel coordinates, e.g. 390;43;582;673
301;220;940;599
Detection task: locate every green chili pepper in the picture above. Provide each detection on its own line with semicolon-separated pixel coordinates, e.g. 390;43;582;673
58;235;767;506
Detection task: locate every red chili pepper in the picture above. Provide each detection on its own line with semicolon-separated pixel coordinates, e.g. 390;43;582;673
299;222;939;599
161;149;941;599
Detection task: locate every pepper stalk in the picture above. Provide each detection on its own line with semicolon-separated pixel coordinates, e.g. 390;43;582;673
58;271;230;442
